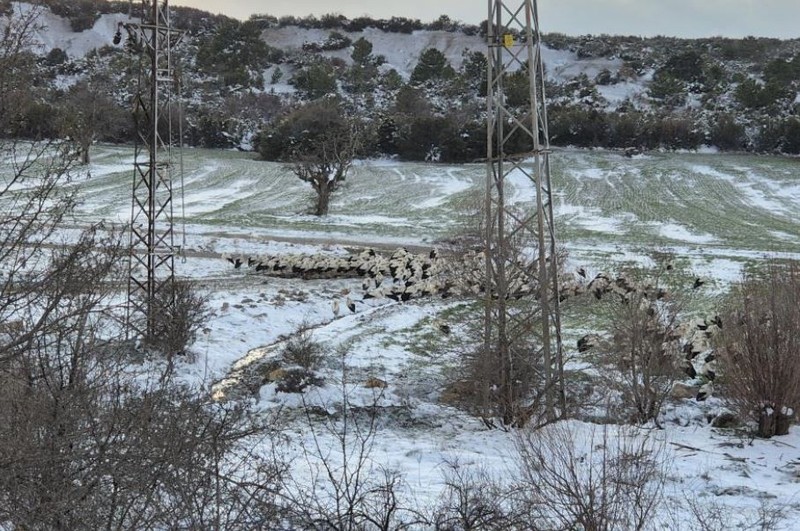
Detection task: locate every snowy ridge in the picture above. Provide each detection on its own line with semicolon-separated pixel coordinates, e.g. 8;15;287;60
11;1;128;59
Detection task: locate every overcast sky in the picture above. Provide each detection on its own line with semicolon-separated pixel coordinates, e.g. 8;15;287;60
170;0;800;38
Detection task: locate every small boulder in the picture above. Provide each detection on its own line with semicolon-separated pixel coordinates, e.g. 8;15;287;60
268;368;288;382
671;381;699;400
364;377;388;389
711;412;740;429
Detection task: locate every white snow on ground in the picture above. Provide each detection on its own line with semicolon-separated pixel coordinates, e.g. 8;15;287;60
20;144;800;528
414;168;473;208
574;167;607;180
688;164;735;182
547;54;623;82
11;2;127;59
658;222;717;244
688;163;790;214
556;203;635;234
259;25;632;87
596;80;649;105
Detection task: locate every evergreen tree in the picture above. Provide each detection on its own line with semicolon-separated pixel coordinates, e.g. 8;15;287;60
196;19;276;88
351;37;374;65
410;48;455;85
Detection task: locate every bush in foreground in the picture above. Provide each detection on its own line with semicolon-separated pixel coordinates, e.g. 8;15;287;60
715;260;800;438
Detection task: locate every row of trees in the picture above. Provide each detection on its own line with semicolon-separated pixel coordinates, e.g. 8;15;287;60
247;12;482;36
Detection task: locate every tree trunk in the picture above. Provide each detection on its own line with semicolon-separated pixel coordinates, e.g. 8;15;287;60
758;407;793;437
80;142;90;165
757;409;777;438
776;411;792;436
315;180;331;216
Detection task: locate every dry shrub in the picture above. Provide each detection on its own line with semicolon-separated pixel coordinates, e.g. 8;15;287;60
592;259;687;427
674;493;789;531
280;354;421;530
516;421;666;531
600;288;683;426
715;260;800;438
281;322;325;370
147;279;211;362
431;459;521;530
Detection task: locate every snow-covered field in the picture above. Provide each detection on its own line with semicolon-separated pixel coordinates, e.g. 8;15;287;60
27;145;800;528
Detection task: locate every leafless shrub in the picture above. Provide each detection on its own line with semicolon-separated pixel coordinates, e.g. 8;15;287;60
0;353;285;529
430;458;521;530
143;279;211;364
595;263;685;426
715;260;800;437
0;227;283;529
750;498;790;531
280;349;422;530
453;204;571;427
676;494;729;531
0;134;283;528
673;493;789;531
515;421;667;531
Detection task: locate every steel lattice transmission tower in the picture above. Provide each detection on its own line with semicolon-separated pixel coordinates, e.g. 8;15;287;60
123;0;184;343
483;0;564;424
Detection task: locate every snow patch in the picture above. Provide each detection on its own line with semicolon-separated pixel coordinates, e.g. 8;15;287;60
657;222;717;244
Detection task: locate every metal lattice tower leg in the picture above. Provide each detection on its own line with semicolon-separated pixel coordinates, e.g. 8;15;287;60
483;0;564;424
125;1;183;344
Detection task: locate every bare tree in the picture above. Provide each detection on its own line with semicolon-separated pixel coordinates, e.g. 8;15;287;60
58;78;128;164
515;422;667;531
0;141;83;363
0;3;44;135
0;142;285;528
715;260;800;438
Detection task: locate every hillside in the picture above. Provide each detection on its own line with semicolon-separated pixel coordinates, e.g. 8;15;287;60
2;0;800;156
6;143;800;528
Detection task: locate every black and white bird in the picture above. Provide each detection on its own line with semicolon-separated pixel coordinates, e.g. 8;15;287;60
696;381;713;401
223;254;244;269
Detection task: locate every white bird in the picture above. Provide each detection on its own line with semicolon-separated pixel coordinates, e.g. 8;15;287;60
332;299;340;317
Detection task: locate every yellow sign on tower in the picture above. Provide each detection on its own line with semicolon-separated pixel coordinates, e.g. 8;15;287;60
503;34;514;48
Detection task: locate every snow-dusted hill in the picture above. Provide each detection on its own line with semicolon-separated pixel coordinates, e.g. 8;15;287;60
4;1;800;153
260;24;636;87
11;2;124;59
